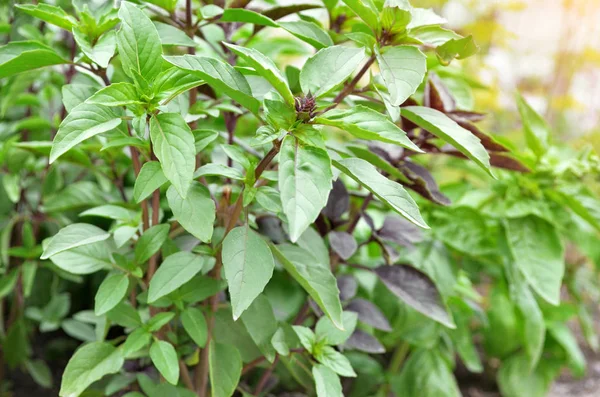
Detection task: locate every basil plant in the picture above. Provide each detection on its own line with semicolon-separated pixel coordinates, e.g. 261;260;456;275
0;0;599;397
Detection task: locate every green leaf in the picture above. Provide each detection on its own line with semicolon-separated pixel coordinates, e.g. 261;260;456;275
401;106;494;177
163;54;260;114
293;325;316;352
181;307;208;348
123;328;152;356
86;82;141;107
255;186;282;213
316;106;421;151
376;46;426;106
146;312;175;332
46;240;112;275
333;158;428;229
80;205;136;221
166;183;215;243
135;224;170;265
240;295;278;363
193;163;244;180
300;46;366;98
506;262;545;370
220;9;278;27
50;103;122;163
62;84;98;113
133;161;168;203
107;302;142;328
59;342;124;397
516;93;550;157
497;354;560;397
150;113;196;199
224;43;294;106
393;348;460;397
315;311;358;346
315;346;356;377
15;4;77;30
505;216;564;305
117;2;163;82
154;21;196;47
41;223;110;259
148;252;206;303
341;0;379;30
95;273;129;316
222;225;275;320
278;135;333;242
375;264;455;328
0;41;69;79
0;268;19;300
149;340;179;385
73;29;116;69
2;174;20;203
436;35;478;65
153;67;205;103
313;364;343;397
548;323;586;377
271;244;343;329
25;359;53;389
209;341;242;397
279;21;333;49
62;319;96;342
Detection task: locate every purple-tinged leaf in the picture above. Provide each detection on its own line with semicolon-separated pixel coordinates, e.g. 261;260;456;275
322;179;349;222
402;161;451;206
448;110;486;122
490;153;531;173
375;265;454;328
424;73;456;113
328;231;357;261
451;116;509;153
346;298;392;332
376;215;423;248
337;275;357;302
257;216;288;244
344;330;385;354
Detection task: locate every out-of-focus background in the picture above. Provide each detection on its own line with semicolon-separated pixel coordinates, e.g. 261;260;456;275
431;0;600;151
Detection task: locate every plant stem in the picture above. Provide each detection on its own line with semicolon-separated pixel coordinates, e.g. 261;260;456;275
196;141;282;396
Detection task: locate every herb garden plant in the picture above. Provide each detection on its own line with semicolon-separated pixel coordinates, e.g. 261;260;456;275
1;0;600;396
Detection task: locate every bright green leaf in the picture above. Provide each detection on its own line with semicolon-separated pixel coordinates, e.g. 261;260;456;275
278;135;333;242
148;252;206;303
222;225;275;320
300;46;366;98
166;183;215;243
